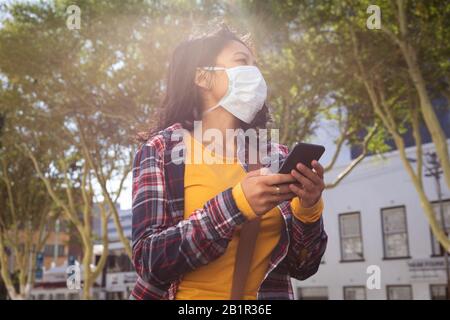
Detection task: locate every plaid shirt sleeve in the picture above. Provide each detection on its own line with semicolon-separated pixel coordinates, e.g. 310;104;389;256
277;144;328;281
131;138;247;286
287;215;327;280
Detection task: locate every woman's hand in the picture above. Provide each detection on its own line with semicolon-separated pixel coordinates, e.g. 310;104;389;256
289;160;325;208
240;168;296;216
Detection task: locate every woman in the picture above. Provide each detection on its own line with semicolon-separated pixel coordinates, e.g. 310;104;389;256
130;24;327;300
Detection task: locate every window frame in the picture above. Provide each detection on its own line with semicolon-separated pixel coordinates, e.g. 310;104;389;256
296;286;329;300
429;199;450;257
381;205;411;260
43;244;54;257
338;211;365;262
343;285;367;300
386;285;413;300
429;284;448;300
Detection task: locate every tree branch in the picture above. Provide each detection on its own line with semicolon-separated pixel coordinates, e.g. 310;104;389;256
325;123;379;188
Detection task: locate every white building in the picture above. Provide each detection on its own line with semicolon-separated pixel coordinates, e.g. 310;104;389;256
31;264;104;300
292;141;450;300
29;208;134;300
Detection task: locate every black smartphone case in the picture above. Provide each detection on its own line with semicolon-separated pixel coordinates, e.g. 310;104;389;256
278;142;325;174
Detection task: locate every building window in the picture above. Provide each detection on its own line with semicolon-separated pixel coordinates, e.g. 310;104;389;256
106;249;134;273
43;244;65;257
297;287;328;300
381;206;410;258
67;293;80;300
339;212;364;261
106;292;124;300
343;286;366;300
430;284;448;300
55;293;66;300
57;245;65;257
387;285;412;300
430;200;450;256
44;244;54;257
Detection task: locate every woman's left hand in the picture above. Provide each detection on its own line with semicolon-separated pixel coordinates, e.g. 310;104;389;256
288;160;325;208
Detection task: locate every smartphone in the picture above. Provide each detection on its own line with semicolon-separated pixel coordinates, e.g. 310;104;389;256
278;142;325;174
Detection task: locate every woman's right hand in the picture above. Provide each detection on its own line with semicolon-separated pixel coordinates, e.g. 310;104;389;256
240;168;296;216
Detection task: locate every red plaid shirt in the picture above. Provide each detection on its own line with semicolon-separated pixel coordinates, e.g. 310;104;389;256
130;123;327;300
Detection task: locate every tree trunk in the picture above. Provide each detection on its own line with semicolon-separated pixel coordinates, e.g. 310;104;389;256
391;0;450;190
402;46;450;191
82;249;93;300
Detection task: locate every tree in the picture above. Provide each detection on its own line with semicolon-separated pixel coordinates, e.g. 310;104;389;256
379;0;450;190
283;0;450;249
0;0;238;299
229;0;387;186
0;88;58;300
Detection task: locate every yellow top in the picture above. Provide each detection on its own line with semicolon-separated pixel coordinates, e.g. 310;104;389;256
175;132;324;300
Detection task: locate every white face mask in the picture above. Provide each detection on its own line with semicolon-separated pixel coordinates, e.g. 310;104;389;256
199;65;267;123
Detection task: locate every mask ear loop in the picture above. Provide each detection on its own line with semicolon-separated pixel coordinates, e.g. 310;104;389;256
202;104;220;116
197;66;227;117
199;66;226;71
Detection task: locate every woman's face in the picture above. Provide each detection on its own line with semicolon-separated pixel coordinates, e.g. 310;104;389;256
196;40;257;113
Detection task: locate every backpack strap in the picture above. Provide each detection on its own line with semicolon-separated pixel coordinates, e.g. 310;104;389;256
230;217;261;300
